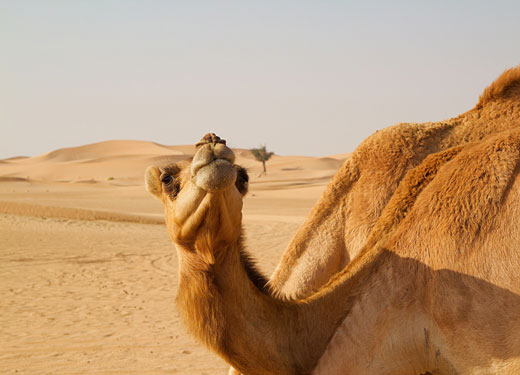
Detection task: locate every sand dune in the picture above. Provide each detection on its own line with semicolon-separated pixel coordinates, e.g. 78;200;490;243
0;140;346;187
0;140;345;374
1;140;192;184
37;140;186;162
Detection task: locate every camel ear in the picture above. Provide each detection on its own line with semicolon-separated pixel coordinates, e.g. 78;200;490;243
235;166;249;196
145;166;163;199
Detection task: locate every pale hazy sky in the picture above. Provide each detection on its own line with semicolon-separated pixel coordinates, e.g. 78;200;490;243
1;1;519;159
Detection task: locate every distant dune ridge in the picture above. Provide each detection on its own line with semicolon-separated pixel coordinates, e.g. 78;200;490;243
0;140;194;183
0;139;347;184
0;140;347;223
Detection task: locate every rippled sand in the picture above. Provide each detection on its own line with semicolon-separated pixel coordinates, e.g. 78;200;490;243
0;141;345;374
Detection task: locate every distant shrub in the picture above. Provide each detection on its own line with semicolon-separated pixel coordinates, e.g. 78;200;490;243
250;145;274;173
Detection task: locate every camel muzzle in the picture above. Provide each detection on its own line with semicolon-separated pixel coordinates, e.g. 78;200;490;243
191;140;237;192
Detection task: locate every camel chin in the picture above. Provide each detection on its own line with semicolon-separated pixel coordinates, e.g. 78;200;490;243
193;159;237;192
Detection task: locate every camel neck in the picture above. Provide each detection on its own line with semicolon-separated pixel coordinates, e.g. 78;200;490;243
175;237;393;375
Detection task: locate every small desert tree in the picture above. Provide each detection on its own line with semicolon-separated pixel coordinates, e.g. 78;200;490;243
250;145;274;173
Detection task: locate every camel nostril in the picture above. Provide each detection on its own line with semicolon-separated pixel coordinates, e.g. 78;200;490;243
195;133;227;149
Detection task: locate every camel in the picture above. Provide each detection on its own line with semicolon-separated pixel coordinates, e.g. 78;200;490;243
146;129;520;374
226;65;520;374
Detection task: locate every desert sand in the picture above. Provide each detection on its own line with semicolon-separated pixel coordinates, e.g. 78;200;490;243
0;140;347;375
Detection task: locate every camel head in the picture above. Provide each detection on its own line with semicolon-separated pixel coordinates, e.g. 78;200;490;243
145;133;249;251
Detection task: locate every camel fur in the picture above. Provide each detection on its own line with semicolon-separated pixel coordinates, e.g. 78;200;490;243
146;122;520;374
270;65;520;300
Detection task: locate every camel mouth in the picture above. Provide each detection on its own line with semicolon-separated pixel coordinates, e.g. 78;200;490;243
192;158;237;192
190;141;237;192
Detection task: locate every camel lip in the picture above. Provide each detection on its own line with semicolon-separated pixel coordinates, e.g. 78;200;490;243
192;158;237;192
191;157;234;178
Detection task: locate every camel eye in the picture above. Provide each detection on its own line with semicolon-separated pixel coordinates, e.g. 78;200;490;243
161;175;173;185
161;174;180;198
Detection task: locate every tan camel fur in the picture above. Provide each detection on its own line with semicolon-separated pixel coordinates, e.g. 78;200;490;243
146;129;520;374
228;65;520;374
269;65;520;301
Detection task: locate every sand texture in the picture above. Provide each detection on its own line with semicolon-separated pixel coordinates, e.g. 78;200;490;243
0;140;346;374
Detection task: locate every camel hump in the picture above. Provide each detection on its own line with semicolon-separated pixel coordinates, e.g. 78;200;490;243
408;128;520;246
476;65;520;108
